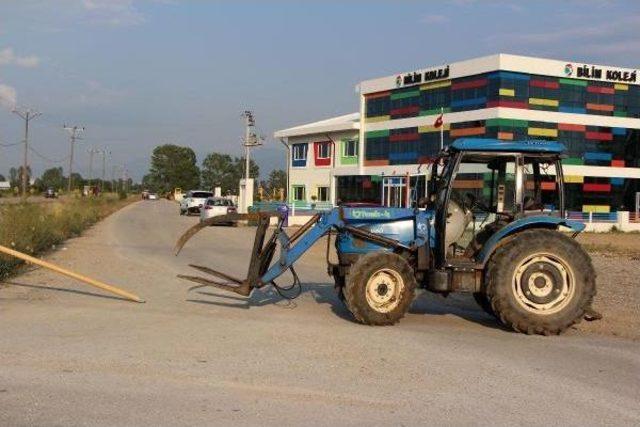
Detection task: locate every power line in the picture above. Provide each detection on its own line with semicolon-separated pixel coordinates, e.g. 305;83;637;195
28;146;70;164
0;140;23;148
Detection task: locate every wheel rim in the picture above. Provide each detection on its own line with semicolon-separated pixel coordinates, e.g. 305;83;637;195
513;253;575;315
365;268;404;313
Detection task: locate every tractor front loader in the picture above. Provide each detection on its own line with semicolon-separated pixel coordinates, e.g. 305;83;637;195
175;138;598;335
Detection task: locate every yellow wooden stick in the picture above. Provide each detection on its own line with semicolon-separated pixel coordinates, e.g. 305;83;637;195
0;244;144;303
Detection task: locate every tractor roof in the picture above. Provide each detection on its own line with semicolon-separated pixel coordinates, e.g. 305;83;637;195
450;138;565;154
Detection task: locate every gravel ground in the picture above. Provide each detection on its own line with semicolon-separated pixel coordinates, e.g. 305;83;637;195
573;233;640;340
0;200;638;426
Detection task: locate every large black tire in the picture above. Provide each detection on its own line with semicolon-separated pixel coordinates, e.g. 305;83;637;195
473;292;497;318
343;252;416;326
333;273;345;302
485;229;596;335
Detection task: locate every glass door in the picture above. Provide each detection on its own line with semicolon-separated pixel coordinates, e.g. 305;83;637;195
381;176;407;207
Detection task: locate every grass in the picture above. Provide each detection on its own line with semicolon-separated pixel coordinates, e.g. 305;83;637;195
0;195;134;279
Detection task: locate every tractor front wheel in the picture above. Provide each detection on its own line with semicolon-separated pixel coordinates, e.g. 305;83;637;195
486;229;596;335
343;252;416;326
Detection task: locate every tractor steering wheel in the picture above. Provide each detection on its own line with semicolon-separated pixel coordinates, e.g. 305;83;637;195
463;192;492;213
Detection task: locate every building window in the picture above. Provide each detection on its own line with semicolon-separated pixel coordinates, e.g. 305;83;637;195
317;186;329;202
292;185;305;201
344;139;358;157
292;144;307;161
317;142;331;159
291;143;307;168
314;141;332;166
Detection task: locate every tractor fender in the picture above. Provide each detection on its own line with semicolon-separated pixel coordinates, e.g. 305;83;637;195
476;216;586;268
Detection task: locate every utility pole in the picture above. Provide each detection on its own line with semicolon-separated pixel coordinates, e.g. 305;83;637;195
240;110;262;213
122;166;129;193
242;110;261;181
100;149;110;192
63;125;84;192
12;107;41;198
111;164;117;193
87;147;101;188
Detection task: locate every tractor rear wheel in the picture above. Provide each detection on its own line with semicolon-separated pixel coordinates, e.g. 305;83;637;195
473;292;496;318
333;273;345;301
486;229;596;335
343;252;416;326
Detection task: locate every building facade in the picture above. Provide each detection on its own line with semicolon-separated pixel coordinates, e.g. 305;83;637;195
275;54;640;213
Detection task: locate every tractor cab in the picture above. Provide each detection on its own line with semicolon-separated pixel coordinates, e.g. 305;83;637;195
429;138;567;269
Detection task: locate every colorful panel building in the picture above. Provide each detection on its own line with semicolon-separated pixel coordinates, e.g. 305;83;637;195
275;54;640;213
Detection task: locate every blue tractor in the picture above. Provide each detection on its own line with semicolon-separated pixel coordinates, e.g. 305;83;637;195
176;139;596;335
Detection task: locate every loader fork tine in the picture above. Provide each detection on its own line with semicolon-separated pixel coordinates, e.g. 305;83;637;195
177;274;252;296
188;264;243;284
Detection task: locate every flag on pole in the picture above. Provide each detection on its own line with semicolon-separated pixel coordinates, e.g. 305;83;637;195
434;112;444;128
436;107;445;150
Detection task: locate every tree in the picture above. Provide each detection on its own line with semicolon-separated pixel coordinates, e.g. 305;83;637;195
70;173;84;190
146;144;200;193
266;169;286;198
9;166;31;190
201;153;234;192
9;167;18;188
200;153;259;195
38;167;65;191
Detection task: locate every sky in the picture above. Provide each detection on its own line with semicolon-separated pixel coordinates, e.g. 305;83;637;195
0;0;639;182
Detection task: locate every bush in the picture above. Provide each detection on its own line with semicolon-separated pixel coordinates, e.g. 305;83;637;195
0;196;132;279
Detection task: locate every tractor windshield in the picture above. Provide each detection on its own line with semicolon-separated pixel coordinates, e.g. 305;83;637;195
445;153;517;257
522;156;562;215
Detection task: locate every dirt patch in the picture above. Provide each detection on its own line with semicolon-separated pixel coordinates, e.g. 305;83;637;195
577;232;640;258
568;233;640;340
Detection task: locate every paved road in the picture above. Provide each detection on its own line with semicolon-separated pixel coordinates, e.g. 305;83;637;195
1;200;639;426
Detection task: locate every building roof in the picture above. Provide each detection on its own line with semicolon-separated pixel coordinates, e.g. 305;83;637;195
274;112;359;138
450;138;565;154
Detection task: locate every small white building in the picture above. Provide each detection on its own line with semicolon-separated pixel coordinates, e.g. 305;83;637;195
275;113;360;207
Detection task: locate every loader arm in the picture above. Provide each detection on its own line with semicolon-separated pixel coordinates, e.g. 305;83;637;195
174;207;418;298
174;210;344;296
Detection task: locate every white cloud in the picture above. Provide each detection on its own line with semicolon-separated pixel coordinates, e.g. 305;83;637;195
484;14;640;62
82;0;145;27
71;79;128;107
0;48;40;68
420;14;449;24
0;47;39;110
0;84;17;109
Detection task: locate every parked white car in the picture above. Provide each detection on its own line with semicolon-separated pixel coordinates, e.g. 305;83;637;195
179;190;213;215
200;197;237;225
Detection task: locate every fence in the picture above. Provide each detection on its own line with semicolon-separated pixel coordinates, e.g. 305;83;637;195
251;201;333;216
565;211;618;223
